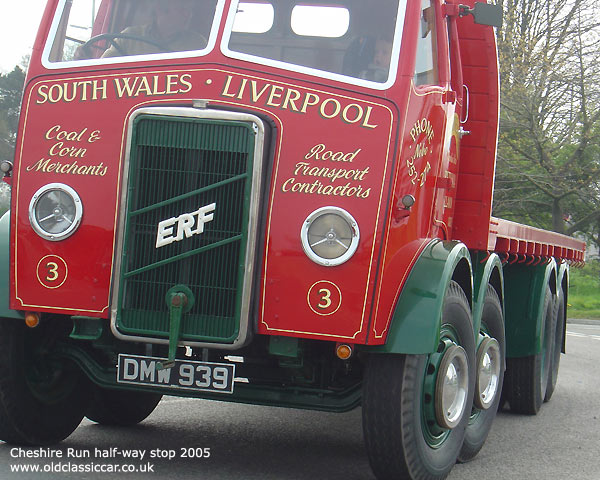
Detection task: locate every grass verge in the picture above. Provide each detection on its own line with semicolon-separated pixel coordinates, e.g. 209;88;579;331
568;260;600;319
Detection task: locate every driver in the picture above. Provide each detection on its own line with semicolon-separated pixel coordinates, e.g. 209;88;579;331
102;0;207;58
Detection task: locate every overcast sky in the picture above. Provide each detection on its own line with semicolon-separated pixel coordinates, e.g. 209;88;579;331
0;1;47;73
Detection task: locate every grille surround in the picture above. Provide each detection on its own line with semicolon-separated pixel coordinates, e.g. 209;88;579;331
110;107;265;349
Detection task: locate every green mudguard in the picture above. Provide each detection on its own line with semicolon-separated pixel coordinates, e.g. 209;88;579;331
0;212;22;319
368;240;472;355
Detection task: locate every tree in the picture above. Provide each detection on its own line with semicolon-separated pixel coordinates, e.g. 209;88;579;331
493;0;600;240
0;63;26;215
0;183;9;216
0;65;26;161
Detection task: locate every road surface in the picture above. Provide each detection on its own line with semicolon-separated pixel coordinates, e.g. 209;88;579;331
1;322;598;479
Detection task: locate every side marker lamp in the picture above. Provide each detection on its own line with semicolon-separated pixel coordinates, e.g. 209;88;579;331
336;343;353;360
25;312;40;329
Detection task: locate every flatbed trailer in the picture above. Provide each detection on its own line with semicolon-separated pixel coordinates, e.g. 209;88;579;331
489;217;585;265
0;1;586;479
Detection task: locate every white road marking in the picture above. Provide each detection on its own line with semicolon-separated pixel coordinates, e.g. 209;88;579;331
161;397;201;404
567;331;600;341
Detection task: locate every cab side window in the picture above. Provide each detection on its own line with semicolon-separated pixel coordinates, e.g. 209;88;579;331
414;0;438;85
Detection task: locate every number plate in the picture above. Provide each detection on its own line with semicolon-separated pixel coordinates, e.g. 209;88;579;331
117;354;235;394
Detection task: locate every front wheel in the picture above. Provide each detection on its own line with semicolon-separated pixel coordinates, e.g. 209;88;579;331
0;319;90;445
363;281;475;479
86;385;162;426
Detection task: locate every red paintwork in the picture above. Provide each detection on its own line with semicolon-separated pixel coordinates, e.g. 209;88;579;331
8;0;585;345
450;0;500;251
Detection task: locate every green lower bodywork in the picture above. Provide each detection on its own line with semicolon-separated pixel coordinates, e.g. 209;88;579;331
0;212;22;320
366;244;506;356
367;240;473;354
368;236;558;360
503;259;557;358
57;333;361;413
471;251;504;336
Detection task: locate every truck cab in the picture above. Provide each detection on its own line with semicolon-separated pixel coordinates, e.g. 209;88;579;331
0;1;584;479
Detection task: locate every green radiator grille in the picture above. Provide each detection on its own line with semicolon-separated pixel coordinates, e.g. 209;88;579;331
116;115;256;343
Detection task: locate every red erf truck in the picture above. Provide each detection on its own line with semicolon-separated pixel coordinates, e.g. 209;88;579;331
0;0;586;478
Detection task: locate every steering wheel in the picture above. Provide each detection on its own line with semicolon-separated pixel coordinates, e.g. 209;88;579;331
80;33;170;58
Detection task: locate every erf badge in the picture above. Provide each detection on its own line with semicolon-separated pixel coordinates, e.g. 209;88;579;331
155;203;216;248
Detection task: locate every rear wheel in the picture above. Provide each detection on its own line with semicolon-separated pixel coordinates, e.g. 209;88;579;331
545;284;565;401
363;281;475;479
86;386;162;426
504;285;553;415
0;319;90;445
458;285;505;462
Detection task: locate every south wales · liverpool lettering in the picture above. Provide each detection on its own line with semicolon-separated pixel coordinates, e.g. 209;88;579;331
35;74;193;104
221;75;379;129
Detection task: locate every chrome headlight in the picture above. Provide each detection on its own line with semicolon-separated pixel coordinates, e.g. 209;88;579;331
301;207;359;266
29;183;83;241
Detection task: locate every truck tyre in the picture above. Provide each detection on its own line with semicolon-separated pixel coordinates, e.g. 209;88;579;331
458;285;505;463
504;285;553;415
86;386;162;426
544;284;565;402
363;281;475;480
0;318;90;445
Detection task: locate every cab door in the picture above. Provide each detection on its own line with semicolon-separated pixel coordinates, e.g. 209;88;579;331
401;0;458;241
369;0;457;341
430;0;464;240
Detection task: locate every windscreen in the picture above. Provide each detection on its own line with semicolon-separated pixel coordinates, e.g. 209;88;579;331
45;0;220;65
44;0;405;90
223;0;405;88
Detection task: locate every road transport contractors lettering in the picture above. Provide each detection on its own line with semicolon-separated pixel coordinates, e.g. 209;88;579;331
221;75;379;129
282;143;372;199
292;162;370;182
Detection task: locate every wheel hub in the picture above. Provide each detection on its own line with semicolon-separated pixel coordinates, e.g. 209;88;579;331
435;344;469;429
474;337;501;410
